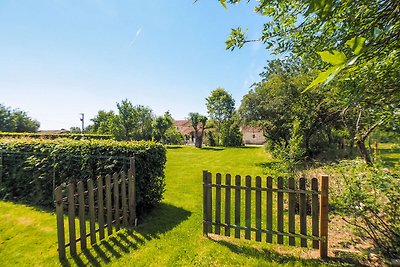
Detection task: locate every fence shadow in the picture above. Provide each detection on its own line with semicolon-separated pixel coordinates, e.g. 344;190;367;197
211;238;365;267
60;202;191;266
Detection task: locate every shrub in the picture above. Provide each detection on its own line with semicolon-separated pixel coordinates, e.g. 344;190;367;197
0;138;166;214
324;160;400;258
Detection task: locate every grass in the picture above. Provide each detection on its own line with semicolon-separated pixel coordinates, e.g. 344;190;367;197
3;145;397;266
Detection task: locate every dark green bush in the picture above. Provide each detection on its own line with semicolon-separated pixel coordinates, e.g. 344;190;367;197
0;138;166;214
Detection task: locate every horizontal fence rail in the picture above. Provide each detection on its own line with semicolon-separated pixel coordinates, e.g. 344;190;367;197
55;157;136;259
202;171;329;258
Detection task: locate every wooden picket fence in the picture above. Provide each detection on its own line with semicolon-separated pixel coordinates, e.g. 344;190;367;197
202;171;329;258
55;157;137;259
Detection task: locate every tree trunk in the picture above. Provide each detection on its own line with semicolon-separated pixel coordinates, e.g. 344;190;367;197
356;139;373;165
195;132;203;148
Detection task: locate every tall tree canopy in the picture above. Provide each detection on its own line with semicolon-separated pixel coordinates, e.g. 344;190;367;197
0;104;40;132
188;112;207;148
221;0;399;100
206;87;235;145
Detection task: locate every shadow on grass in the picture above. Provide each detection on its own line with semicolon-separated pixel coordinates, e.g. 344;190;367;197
166;145;183;149
201;147;225;151
211;239;365;266
60;202;191;266
255;162;280;169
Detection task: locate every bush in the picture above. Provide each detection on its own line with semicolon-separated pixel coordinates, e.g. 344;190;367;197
324;160;400;258
0;138;166;214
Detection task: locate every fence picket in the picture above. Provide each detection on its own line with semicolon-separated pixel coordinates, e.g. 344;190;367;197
105;174;112;236
128;157;136;226
277;177;284;244
88;179;96;245
255;176;262;242
121;171;128;227
311;178;319;249
215;173;222;235
266;176;273;243
299;178;307;247
245;176;251;240
97;176;105;240
113;172;120;231
67;183;76;255
234;175;241;239
202;170;208;235
206;172;212;234
55;186;65;259
77;181;87;250
288;177;296;246
320;175;329;258
224;174;231;237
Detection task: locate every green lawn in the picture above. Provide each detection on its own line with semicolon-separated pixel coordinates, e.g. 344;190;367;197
0;146;377;266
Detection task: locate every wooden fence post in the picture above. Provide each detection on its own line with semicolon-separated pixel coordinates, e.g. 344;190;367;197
77;181;87;249
225;174;231;237
55;186;65;260
202;170;208;235
67;183;76;255
206;172;213;234
320;175;329;258
128;156;136;226
215;173;222;235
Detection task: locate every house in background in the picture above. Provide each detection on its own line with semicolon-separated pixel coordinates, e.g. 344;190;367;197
174;120;195;144
241;127;266;145
175;119;265;146
38;129;70;134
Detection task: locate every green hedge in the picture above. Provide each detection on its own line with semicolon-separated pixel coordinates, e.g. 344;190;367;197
0;132;112;140
0;138;166;214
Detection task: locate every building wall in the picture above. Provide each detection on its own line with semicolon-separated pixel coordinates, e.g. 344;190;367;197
242;128;266;145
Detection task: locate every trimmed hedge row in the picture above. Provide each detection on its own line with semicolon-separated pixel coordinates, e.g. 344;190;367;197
0;138;166;214
0;132;112;140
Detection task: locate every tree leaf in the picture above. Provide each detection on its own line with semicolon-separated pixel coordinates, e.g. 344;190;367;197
345;36;366;55
219;0;227;9
317;50;347;65
303;66;340;92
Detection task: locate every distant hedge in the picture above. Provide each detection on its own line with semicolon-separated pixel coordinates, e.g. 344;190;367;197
0;132;112;140
0;138;166;214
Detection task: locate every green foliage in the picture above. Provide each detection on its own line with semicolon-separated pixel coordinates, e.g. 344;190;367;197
0;138;166;213
0;104;40;132
0;132;111;140
205;130;217;146
91;100;155;141
153;111;180;144
239;64;341;159
220;121;243;147
206;88;236;145
188;112;207;148
221;0;400;109
324;160;400;258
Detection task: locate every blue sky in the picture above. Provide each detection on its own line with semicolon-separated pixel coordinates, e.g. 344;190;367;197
0;0;272;130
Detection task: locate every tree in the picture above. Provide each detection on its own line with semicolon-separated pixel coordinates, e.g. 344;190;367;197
239;67;340;159
0;104;40;132
221;0;400;101
90;100;155;141
206;88;235;145
91;110;116;134
115;100;154;140
188;112;207;148
153;111;174;143
69;127;82;134
220;0;400;164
